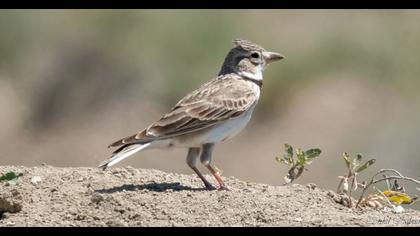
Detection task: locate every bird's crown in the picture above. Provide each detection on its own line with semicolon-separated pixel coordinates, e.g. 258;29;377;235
232;38;266;52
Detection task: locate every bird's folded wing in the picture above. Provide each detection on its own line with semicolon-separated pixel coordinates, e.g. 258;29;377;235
108;76;258;148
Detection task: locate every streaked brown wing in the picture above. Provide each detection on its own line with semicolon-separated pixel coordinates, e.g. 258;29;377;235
108;75;258;148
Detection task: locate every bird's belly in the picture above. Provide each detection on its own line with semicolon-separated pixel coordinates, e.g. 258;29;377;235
173;106;255;147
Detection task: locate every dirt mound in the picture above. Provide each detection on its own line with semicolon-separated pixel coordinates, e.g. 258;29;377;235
0;165;419;226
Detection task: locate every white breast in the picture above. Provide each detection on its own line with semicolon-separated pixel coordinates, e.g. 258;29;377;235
207;105;255;142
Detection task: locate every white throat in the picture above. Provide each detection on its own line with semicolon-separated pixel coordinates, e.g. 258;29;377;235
237;65;264;81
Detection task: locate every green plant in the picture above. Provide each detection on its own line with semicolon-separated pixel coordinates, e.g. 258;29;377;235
0;171;23;185
336;152;376;207
274;144;420;212
275;144;321;184
335;152;420;211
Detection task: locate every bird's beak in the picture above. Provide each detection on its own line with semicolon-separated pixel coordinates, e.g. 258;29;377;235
263;51;285;64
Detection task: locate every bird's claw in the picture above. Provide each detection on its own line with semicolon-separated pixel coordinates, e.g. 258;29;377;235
204;183;217;191
217;185;231;191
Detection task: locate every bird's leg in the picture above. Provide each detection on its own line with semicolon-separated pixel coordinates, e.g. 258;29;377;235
186;147;215;190
200;143;230;191
206;164;230;191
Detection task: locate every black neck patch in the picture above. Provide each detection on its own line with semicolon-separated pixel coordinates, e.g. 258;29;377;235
240;76;263;89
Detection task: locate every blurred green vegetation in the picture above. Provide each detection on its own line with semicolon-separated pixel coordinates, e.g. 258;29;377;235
3;10;420;124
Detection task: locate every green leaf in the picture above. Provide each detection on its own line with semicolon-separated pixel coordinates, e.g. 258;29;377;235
275;156;291;165
0;171;22;185
296;148;306;165
283;144;294;165
342;152;352;170
296;148;304;159
284;144;293;159
356;159;376;173
7;178;19;186
0;172;19;181
353;154;363;168
305;148;322;159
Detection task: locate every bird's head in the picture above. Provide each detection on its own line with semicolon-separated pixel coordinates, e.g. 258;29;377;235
219;38;284;81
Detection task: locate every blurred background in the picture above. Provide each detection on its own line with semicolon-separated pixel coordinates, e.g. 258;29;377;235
1;10;420;201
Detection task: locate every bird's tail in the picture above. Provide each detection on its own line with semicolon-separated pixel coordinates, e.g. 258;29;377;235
99;143;151;170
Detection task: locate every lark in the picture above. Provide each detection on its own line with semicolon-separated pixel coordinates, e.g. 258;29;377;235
99;39;284;190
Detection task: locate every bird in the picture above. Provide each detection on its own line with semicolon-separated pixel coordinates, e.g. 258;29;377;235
99;39;284;190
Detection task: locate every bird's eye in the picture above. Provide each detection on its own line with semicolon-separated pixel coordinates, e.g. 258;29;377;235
251;52;260;59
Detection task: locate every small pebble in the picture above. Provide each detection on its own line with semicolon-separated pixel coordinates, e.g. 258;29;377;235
393;205;405;213
306;183;317;190
91;193;105;204
326;190;336;197
11;189;20;196
31;176;42;185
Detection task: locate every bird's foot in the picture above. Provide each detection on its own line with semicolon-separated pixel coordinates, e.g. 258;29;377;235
204;183;217;191
217;185;231;191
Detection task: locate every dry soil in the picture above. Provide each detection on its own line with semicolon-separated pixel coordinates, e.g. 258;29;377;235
1;165;419;227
